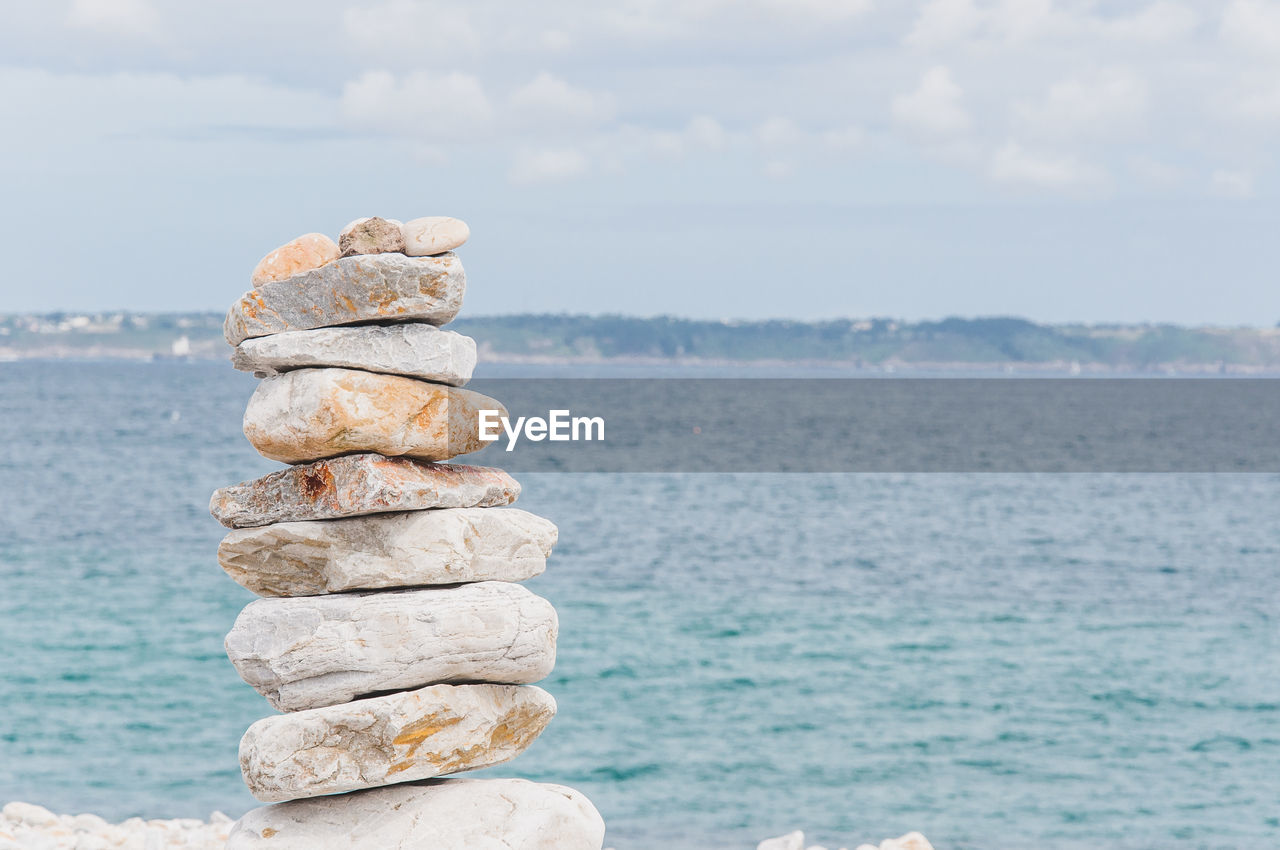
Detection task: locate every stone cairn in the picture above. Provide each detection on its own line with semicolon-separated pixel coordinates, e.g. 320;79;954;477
208;218;606;849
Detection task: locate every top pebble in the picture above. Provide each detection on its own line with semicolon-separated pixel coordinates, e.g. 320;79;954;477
251;233;340;288
248;216;470;287
404;216;470;256
339;217;405;257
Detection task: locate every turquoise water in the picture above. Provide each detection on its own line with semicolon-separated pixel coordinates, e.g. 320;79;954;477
2;361;1279;849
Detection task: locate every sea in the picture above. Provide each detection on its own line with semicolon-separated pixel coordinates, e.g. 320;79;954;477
1;360;1278;849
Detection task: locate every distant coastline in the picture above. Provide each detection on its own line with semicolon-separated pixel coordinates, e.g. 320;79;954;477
4;311;1280;373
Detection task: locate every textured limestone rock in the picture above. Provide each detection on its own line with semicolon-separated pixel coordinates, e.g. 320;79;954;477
225;581;558;711
227;778;606;850
218;508;557;597
338;216;406;256
209;453;519;529
231;323;476;385
403;216;470;256
242;368;503;464
251;233;341;287
224;253;465;345
239;684;556;801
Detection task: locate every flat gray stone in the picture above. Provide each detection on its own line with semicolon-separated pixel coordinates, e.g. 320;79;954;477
242;368;503;464
209;453;519;529
224;253;465;345
209;455;514;527
218;508;557;597
227;778;606;850
239;684;556;801
225;582;558;711
232;324;476;385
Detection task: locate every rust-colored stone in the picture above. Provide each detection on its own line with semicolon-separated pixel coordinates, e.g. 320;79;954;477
209;453;519;528
242;368;504;464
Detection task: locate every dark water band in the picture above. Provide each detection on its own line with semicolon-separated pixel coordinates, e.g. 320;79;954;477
452;378;1280;472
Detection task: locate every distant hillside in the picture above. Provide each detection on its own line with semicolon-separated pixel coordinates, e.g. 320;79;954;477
4;312;1280;372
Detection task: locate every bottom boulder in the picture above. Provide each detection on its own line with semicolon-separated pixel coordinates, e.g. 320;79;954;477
227;778;605;850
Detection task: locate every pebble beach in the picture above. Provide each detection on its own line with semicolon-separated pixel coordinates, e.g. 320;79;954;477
0;802;931;850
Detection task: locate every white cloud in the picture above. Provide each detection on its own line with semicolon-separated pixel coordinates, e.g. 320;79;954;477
988;141;1105;191
646;116;730;158
1221;0;1280;52
907;0;1195;48
602;0;872;39
992;0;1060;44
892;66;970;136
684;115;730;151
340;70;493;139
1231;78;1280;123
66;0;160;39
756;0;873;22
1013;69;1148;140
509;72;615;126
1;67;330;138
820;125;864;150
541;30;573;50
763;159;796;179
754;116;804;150
1099;2;1197;41
1209;169;1255;198
906;0;1065;48
905;0;983;48
1130;155;1184;187
509;148;589;183
342;0;478;56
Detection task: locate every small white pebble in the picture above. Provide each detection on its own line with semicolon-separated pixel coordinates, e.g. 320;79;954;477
758;832;805;850
12;825;57;850
75;834;109;850
70;814;108;833
1;803;58;828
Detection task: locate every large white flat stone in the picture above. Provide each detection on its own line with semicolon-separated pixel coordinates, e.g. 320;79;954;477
225;582;558;711
227;778;605;850
219;508;557;597
232;324;476;386
240;684;556;801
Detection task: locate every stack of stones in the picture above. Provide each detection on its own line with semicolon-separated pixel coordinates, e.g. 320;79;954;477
208;217;605;849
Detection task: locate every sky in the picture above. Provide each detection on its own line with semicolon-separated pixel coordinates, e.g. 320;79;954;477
1;0;1278;324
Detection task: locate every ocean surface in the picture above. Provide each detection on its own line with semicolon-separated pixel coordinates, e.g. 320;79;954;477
2;360;1278;849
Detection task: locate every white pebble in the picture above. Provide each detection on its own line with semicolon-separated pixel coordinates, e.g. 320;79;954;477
402;216;469;256
759;831;805;850
70;814;108;833
2;804;58;829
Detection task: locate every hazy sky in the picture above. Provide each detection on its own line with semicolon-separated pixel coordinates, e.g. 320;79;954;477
2;0;1278;324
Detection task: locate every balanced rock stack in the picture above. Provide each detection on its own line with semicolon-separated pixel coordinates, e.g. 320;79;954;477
209;218;605;849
